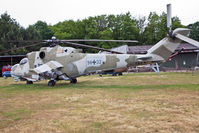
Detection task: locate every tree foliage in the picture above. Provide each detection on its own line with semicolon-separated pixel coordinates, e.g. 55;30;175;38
189;22;199;41
142;12;185;45
0;13;25;54
0;13;44;54
33;21;54;39
0;11;198;55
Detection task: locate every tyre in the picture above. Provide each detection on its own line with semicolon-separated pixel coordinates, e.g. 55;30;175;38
70;78;77;84
48;80;56;86
118;72;123;76
26;81;33;84
112;73;117;76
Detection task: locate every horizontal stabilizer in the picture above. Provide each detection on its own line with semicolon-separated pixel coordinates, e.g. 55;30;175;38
175;33;199;47
32;61;63;74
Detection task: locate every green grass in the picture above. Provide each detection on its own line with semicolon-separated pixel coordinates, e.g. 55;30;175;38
1;72;199;91
1;109;31;118
0;72;199;133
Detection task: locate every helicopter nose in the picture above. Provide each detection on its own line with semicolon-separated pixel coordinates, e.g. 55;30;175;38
11;64;23;82
11;64;18;75
11;64;22;79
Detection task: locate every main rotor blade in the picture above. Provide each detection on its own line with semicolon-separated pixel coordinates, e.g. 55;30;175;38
0;40;42;43
175;33;199;47
59;39;138;43
1;39;138;44
62;41;123;54
0;42;43;54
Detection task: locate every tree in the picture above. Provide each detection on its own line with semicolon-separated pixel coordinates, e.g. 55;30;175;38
189;21;199;41
135;16;146;44
0;12;24;54
23;25;41;40
50;20;85;39
33;21;54;39
0;11;188;55
142;12;160;45
143;12;185;45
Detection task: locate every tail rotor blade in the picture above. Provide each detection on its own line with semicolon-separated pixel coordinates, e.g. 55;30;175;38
175;33;199;47
167;4;172;29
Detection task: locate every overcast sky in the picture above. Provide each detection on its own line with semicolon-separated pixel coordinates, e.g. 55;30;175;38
0;0;198;28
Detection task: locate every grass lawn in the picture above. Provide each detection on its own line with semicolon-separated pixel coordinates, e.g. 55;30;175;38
0;72;199;133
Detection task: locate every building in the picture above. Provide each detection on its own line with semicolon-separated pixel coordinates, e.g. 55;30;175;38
0;55;25;76
128;43;199;69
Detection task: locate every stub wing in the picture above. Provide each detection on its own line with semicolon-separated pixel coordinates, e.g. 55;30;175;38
32;61;63;74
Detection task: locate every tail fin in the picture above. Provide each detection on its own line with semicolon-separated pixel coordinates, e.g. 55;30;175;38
147;28;190;61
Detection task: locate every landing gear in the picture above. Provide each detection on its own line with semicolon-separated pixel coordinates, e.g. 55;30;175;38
70;78;77;84
118;72;123;76
26;81;33;84
151;63;160;74
112;73;117;76
48;80;56;86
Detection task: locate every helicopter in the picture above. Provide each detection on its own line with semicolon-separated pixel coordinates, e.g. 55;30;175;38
3;4;199;86
9;38;138;86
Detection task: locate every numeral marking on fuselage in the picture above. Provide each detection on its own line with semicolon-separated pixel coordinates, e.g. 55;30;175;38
87;59;102;67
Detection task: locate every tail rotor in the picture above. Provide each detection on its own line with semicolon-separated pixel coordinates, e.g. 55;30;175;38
166;4;199;47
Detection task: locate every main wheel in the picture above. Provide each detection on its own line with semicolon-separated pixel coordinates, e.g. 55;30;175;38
48;80;56;86
118;72;123;76
26;81;33;84
70;78;77;84
112;73;117;76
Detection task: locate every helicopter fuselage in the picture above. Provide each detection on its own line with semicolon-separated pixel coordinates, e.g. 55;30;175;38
11;45;161;83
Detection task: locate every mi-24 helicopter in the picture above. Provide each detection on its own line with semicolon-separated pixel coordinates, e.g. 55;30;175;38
6;4;199;86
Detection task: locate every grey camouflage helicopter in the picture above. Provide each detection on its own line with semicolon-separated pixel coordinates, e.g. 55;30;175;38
8;4;199;86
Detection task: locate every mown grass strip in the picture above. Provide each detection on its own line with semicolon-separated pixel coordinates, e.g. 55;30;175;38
0;83;199;94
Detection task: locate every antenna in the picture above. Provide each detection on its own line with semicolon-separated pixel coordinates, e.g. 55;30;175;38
167;4;173;37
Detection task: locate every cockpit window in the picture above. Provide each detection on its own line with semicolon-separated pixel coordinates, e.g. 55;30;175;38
19;58;28;65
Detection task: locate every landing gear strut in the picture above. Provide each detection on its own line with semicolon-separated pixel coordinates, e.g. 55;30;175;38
26;81;33;84
70;78;77;84
48;80;56;86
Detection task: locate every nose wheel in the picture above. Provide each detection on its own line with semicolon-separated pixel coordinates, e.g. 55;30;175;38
70;78;77;84
48;80;56;86
26;81;33;84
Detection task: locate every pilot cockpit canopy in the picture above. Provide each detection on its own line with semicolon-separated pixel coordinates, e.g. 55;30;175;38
19;58;28;65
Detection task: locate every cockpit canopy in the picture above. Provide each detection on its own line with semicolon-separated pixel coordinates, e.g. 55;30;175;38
19;58;28;65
